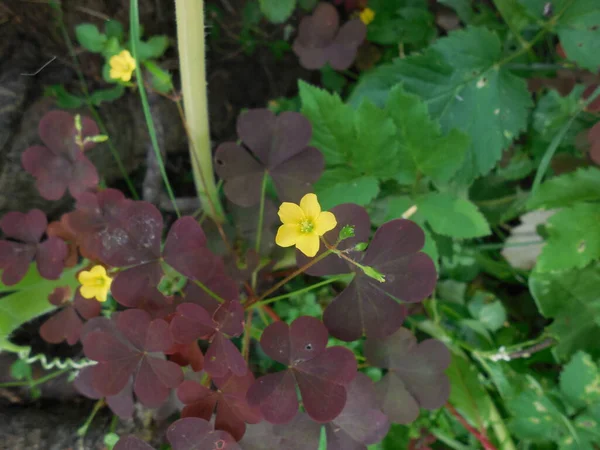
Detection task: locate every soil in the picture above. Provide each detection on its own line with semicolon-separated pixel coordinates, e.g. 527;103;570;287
0;0;312;447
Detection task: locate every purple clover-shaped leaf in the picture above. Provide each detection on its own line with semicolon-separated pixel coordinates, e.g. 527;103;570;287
0;209;68;285
40;286;101;345
167;417;241;450
324;373;390;450
114;436;156;450
215;109;324;207
170;301;247;378
365;327;451;424
21;110;100;200
300;208;436;341
240;413;321;450
177;372;262;440
74;366;135;419
247;316;356;424
82;309;183;407
292;3;366;70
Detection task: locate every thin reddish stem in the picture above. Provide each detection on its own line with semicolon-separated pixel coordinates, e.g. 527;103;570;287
446;403;497;450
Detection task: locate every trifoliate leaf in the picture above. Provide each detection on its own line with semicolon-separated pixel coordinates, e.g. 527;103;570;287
137;35;170;61
417;192;491;238
527;167;600;210
468;291;507;332
89;85;125;106
529;264;600;360
75;24;107;53
386;86;468;184
314;169;380;209
259;0;296;23
537;203;600;272
560;351;600;408
349;26;533;183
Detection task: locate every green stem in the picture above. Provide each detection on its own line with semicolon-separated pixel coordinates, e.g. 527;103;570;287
191;278;226;304
130;0;180;217
0;367;70;388
430;429;470;450
175;0;225;223
476;240;543;251
254;173;268;254
256;275;347;306
77;399;105;437
56;6;139;199
531;86;600;194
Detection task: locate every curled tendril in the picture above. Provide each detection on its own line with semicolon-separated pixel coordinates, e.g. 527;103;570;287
17;347;97;370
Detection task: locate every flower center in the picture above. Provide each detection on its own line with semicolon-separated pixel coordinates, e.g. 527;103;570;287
91;277;106;287
299;218;315;234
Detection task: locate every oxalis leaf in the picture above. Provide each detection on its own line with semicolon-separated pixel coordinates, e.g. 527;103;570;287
259;0;296;24
349;26;533;183
529;263;600;360
0;264;82;353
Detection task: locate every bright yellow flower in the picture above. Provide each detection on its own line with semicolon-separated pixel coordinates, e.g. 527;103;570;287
109;50;136;82
359;8;376;25
275;193;337;257
78;265;112;302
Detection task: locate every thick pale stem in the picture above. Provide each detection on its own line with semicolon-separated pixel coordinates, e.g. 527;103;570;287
175;0;225;222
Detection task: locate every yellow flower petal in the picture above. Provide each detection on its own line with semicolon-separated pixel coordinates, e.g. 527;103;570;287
295;233;320;257
80;285;99;300
278;202;305;225
315;211;337;236
96;288;108;303
300;193;321;221
78;270;95;284
276;224;301;247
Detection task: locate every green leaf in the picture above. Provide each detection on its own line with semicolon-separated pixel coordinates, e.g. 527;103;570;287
75;23;107;52
537;203;600;271
89;85;125;106
321;65;347;94
367;0;435;46
386;86;469;184
314;169;380;209
555;0;600;72
137;35;170;60
299;81;399;178
259;0;296;23
529;264;600;360
468;291;507;332
560;351;600;408
104;19;124;40
349;26;533;182
417;192;491;238
0;264;82;353
10;359;32;380
527;167;600;210
298;0;317;11
44;85;85;109
439;0;474;22
144;61;173;93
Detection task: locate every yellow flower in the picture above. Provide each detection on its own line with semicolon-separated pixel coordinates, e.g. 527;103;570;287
359;8;376;25
275;193;337;257
78;265;112;302
109;50;136;82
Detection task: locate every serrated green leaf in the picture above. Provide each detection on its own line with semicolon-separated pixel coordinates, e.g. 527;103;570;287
527;167;600;210
386;86;468;184
417;192;491;238
299;81;399;178
75;23;107;52
137;35;170;60
560;351;600;408
555;0;600;71
367;0;435;45
259;0;296;23
314;169;379;209
529;264;600;360
349;26;533;182
537;203;600;271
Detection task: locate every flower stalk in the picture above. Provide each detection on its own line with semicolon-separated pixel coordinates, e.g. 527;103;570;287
175;0;225;222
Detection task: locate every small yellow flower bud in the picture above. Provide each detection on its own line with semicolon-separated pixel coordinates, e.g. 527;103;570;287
109;50;136;82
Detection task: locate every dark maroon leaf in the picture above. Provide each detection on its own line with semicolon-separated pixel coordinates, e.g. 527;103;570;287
47;217;80;267
296;203;371;276
21;110;100;200
240;413;321;450
177;372;261;440
365;327;451;423
292;3;366;70
169;341;205;372
167;418;241;450
82;309;183;407
205;331;247;378
114;436;156;450
325;373;390;450
215;109;323;206
74;366;135;419
0;210;67;284
318;218;436;341
247;316;356;424
230;200;279;256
